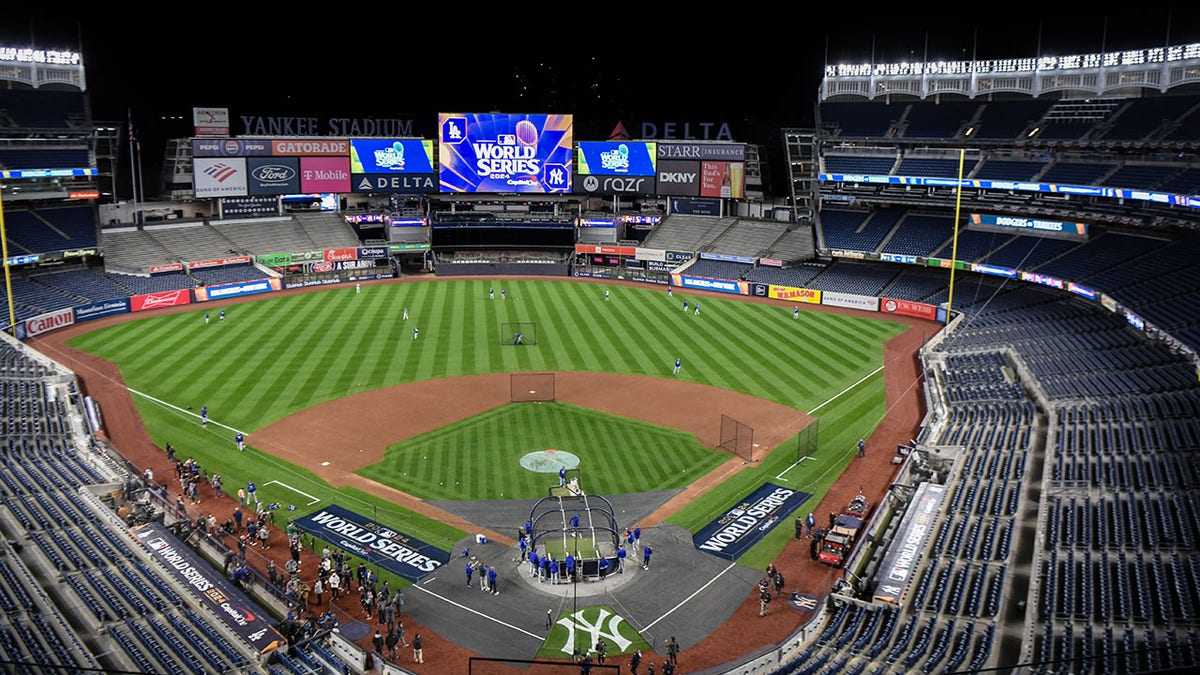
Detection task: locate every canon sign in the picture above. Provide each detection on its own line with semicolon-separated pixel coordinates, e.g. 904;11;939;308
23;308;74;337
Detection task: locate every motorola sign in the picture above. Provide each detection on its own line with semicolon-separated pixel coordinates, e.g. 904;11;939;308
575;174;651;195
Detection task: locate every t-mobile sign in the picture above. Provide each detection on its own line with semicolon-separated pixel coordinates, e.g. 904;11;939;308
300;157;352;193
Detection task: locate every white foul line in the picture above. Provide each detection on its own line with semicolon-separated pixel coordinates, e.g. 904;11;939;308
775;455;815;481
806;365;883;415
643;561;740;632
412;584;544;640
263;480;320;506
127;387;248;436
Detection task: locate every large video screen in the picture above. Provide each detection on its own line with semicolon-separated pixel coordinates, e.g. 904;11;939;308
438;113;573;193
576;141;656;176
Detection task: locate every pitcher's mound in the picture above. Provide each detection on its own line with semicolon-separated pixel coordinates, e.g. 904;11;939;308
519;449;580;472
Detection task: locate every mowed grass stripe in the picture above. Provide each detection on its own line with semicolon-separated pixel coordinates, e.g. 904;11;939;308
542;281;609;372
618;287;701;376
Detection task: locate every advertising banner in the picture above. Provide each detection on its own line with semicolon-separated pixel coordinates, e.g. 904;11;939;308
968;212;1089;239
194;279;279;302
299;157;352;193
635;248;666;262
676;276;746;294
193;107;230;137
668;196;721;215
130;289;194;312
665;250;695;263
576;141;656;176
351;174;437;193
192;138;273;158
302;260;380;274
247;157;301;196
188;256;252;270
357;246;389;260
132;522;287;653
272;139;350;156
872;483;946;605
769;286;822;304
880;298;937;320
972;263;1017;278
74;299;131;322
655;160;700;196
575;244;636;256
350;139;435;174
291;504;450;582
16;307;74;339
822;291;879;312
438;113;573;193
699;161;744;199
282;271;394;290
150;263;184;274
256;252;292;267
194;158;248;198
1020;271;1065;290
573;173;654;196
325;248;358;262
693;483;811;560
657;143;745;161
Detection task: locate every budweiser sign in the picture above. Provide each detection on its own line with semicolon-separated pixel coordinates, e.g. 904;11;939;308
131;289;193;312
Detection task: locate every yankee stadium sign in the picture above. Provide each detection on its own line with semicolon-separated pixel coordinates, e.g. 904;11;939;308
239;115;416;137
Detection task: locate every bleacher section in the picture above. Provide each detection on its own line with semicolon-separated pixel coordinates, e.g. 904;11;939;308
705;219;790;258
640;216;737;252
0;333;308;673
292;212;361;249
2;205;97;255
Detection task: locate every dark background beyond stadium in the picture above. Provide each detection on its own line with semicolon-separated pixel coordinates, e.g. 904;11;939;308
4;6;1200;197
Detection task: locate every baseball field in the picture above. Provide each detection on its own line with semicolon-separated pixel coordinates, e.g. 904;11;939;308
63;277;907;580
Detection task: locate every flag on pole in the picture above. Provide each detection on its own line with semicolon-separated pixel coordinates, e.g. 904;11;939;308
127;111;141;156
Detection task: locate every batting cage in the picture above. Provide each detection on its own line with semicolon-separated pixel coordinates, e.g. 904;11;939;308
501;321;538;346
526;468;621;583
511;372;556;402
719;413;756;462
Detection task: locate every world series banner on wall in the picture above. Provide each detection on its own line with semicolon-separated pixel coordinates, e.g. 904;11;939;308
693;483;811;560
291;504;450;582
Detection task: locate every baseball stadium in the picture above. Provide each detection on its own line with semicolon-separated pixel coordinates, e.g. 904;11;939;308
1;28;1200;675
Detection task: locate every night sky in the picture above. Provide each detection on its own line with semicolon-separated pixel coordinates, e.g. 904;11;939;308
4;7;1200;196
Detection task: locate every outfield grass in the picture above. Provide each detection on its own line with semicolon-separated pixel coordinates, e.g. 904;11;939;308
64;278;908;572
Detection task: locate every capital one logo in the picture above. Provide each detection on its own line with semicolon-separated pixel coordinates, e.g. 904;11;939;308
552;608;633;655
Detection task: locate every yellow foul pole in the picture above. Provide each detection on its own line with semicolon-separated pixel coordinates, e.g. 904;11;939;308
946;148;966;319
0;189;15;335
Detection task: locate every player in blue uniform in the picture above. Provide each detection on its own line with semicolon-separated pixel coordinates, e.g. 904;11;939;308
673;358;681;375
200;404;208;427
413;326;419;340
